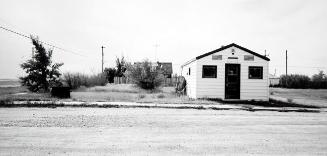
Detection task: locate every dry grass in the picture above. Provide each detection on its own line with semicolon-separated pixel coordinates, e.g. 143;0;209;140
270;88;327;100
0;79;20;87
71;84;214;104
0;87;56;102
0;81;213;105
270;88;327;107
0;86;28;95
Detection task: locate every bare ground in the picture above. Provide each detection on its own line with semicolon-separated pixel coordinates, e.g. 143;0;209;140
0;108;326;155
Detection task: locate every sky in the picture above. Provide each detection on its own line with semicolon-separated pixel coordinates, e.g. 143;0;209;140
0;0;327;79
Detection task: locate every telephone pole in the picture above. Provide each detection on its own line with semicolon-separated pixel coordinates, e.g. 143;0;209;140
286;50;287;76
101;46;105;73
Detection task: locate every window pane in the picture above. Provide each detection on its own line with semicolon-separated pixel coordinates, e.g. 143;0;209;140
249;66;263;79
212;55;222;60
244;55;254;61
202;65;217;78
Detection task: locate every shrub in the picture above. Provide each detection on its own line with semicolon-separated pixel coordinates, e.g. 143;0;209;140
157;93;165;98
279;71;327;89
104;68;116;83
279;74;311;89
137;94;146;99
311;71;327;89
125;59;164;90
63;73;107;89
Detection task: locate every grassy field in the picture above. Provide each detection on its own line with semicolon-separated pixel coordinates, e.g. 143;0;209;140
0;79;20;87
270;88;327;108
71;84;212;104
1;79;327;107
0;81;212;104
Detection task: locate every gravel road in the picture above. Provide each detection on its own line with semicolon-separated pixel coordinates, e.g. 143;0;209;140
0;108;326;155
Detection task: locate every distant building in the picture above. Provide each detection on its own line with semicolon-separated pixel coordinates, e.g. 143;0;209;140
181;43;270;101
269;74;280;86
133;61;173;78
155;62;173;78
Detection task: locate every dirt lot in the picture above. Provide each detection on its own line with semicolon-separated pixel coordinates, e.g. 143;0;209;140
0;108;326;155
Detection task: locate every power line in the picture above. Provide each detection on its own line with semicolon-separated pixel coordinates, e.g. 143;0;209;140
0;25;92;58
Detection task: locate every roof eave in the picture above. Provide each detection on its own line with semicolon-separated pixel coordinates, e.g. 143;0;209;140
181;58;196;68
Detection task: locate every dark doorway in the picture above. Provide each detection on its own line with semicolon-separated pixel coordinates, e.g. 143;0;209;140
225;64;240;99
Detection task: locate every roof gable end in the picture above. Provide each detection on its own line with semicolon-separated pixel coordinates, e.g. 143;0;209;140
196;43;270;61
181;43;270;67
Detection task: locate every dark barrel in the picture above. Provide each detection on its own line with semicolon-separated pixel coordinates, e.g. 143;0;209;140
51;87;71;98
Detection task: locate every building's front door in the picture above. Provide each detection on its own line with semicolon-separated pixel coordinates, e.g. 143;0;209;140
225;64;240;99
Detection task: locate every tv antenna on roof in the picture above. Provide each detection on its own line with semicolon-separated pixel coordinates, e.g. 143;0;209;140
264;50;270;57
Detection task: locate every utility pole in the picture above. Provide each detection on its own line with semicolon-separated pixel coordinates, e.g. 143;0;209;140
286;50;287;76
101;46;105;73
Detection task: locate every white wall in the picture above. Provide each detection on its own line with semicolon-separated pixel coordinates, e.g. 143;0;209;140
181;61;197;98
195;46;269;101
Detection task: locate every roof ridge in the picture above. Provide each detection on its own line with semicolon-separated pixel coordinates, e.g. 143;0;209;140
182;43;270;67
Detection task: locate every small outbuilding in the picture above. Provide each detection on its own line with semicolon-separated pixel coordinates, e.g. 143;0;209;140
269;74;280;86
181;43;270;101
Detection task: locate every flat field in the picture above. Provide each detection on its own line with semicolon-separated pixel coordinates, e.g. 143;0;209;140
1;79;327;108
70;84;211;104
270;88;327;107
0;108;326;155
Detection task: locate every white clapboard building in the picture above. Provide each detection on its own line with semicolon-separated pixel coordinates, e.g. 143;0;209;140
181;43;270;101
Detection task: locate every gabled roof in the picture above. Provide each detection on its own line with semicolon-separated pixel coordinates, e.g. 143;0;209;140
182;43;270;67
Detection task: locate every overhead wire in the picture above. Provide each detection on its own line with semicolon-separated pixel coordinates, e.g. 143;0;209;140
0;25;96;58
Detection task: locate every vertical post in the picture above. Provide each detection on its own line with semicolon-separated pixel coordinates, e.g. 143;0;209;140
285;50;288;87
101;46;105;73
286;50;287;76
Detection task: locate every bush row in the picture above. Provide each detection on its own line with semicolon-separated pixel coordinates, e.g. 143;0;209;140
63;73;107;89
279;71;327;89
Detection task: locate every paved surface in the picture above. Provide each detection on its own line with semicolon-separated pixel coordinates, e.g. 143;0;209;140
0;108;327;155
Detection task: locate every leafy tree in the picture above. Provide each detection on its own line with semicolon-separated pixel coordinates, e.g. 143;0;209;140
115;56;126;77
125;59;164;89
20;36;63;92
104;67;116;83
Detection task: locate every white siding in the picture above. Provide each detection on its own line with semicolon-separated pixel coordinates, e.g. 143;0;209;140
196;58;225;99
195;46;269;101
181;61;197;98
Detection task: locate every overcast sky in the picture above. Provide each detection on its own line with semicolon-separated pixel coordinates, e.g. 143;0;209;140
0;0;326;79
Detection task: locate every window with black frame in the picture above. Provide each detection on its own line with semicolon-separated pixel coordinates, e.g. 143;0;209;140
249;66;263;79
202;65;217;78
